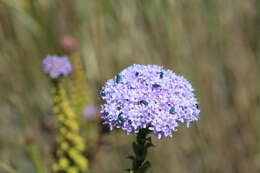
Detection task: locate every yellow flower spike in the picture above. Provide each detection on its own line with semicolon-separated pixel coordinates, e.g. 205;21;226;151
53;96;61;103
72;136;85;151
61;102;70;110
75;142;85;151
67;167;79;173
77;143;85;151
52;163;59;172
76;155;88;171
57;114;65;122
68;149;88;171
57;149;63;157
51;80;88;173
60;142;69;151
56;135;63;142
58;158;69;170
65;120;79;131
68;149;77;159
59;127;67;135
53;106;60;113
66;132;74;140
65;109;76;119
59;87;66;96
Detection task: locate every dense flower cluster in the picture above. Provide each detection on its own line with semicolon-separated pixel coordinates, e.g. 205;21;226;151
42;55;72;79
100;64;200;139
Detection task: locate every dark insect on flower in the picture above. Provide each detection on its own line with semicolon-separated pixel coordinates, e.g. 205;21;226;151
101;89;106;97
169;107;175;114
157;72;164;79
135;72;139;76
196;104;199;109
115;75;121;83
139;100;149;105
118;112;126;121
152;84;161;88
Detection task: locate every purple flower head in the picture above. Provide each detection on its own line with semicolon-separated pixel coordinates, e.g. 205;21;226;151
42;55;72;79
100;64;200;139
82;105;98;121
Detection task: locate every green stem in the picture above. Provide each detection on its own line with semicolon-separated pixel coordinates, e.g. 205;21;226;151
27;144;45;173
128;128;153;173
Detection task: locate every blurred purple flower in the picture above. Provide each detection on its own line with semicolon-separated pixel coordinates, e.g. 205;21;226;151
100;64;200;139
83;105;98;121
42;55;72;79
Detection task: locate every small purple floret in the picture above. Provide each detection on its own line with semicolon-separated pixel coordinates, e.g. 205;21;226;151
83;105;98;121
100;64;200;139
42;55;72;79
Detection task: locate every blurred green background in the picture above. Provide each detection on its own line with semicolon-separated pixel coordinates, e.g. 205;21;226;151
1;0;260;173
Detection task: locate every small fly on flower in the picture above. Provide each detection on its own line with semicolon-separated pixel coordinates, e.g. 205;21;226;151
118;112;126;121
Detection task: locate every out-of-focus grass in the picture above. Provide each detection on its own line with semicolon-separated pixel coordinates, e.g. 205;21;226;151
0;0;260;173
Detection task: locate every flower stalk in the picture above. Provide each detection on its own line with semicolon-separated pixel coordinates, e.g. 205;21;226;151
26;139;46;173
127;128;154;173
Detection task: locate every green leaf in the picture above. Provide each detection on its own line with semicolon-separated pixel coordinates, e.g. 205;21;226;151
139;100;149;105
145;143;155;149
139;161;151;172
124;168;132;172
115;75;121;83
146;137;152;143
127;156;135;161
